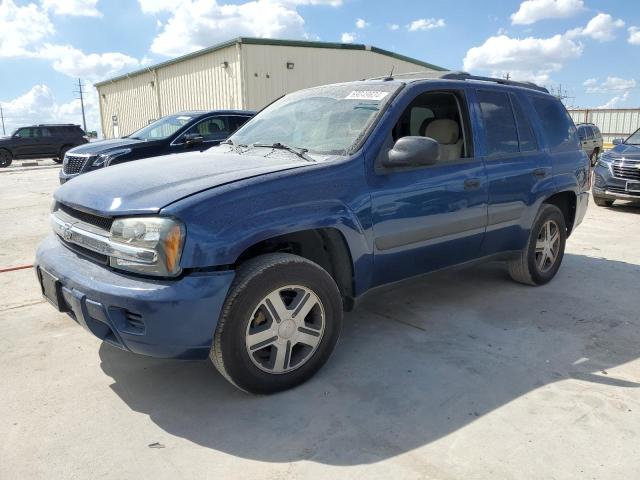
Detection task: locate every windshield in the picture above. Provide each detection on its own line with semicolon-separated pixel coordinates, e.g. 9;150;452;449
230;83;400;156
128;114;194;140
625;128;640;145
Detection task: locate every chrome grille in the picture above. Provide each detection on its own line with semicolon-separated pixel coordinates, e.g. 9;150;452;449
612;159;640;181
63;155;89;174
57;203;113;231
607;185;640;196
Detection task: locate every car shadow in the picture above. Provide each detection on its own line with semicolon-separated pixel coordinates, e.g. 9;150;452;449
99;253;640;466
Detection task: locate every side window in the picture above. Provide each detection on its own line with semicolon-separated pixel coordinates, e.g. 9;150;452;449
16;128;36;138
531;96;579;152
477;90;519;155
577;126;585;140
392;91;468;161
186;117;229;141
510;94;538;152
228;116;250;133
40;128;52;137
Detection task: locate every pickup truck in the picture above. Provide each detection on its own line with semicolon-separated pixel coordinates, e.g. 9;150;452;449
35;72;590;394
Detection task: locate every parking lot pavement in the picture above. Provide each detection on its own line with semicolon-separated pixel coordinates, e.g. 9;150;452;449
1;168;639;480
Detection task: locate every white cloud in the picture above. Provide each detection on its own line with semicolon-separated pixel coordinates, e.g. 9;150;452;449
145;0;327;57
598;91;630;109
628;26;640;45
511;0;584;25
407;18;445;32
566;13;624;42
36;44;141;82
140;0;342;56
0;0;53;57
389;23;399;31
355;18;368;29
463;33;583;84
341;32;356;43
584;76;636;93
42;0;101;17
0;84;100;135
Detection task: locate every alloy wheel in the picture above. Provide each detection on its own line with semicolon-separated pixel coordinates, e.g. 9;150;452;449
245;285;325;374
535;219;560;273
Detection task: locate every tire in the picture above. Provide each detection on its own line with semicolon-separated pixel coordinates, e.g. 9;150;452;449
0;149;12;168
590;150;598;167
508;204;567;286
54;146;70;164
593;196;613;207
210;253;343;394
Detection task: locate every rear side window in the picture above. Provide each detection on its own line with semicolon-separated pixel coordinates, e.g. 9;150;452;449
477;90;519;155
510;94;538;152
531;96;579;152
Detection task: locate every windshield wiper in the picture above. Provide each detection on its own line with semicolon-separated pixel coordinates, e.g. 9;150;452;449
252;142;316;162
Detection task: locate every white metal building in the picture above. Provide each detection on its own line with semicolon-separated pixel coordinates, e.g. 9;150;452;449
568;108;640;145
94;37;446;138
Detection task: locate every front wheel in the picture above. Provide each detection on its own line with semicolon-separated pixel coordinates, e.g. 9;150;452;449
210;253;343;394
54;146;70;164
508;204;567;286
0;149;12;168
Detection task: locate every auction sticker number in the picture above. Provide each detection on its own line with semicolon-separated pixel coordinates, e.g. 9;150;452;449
345;91;389;101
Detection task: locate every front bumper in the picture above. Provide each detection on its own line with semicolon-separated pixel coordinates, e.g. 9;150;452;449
592;163;640;202
35;234;235;359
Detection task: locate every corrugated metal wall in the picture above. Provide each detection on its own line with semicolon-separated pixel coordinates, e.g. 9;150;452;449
96;41;438;138
568;108;640;144
97;44;241;138
97;70;157;138
241;44;434;110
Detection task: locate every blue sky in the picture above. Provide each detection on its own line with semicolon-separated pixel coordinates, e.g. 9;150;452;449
1;0;639;134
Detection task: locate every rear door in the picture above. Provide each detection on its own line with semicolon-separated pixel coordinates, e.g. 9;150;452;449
38;127;57;155
369;86;488;286
474;89;548;255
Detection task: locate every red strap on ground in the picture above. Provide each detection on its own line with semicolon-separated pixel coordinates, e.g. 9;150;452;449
0;264;34;273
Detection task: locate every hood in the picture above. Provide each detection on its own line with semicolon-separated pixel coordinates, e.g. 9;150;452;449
608;143;640;160
55;148;307;216
67;137;152;155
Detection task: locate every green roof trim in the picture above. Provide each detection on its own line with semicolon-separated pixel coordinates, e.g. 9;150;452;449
95;37;447;87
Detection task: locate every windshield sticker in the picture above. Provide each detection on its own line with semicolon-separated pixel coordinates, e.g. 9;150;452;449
345;91;389;101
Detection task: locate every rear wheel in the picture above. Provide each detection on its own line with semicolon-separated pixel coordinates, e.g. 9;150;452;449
0;149;12;168
590;150;599;167
210;253;343;394
593;195;614;207
508;204;567;286
54;146;70;164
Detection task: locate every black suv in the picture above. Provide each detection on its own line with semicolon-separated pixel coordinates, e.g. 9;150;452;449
0;124;88;168
59;110;255;184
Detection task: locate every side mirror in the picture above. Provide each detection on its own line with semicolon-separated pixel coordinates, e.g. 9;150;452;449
183;133;204;147
382;136;440;168
612;138;624;145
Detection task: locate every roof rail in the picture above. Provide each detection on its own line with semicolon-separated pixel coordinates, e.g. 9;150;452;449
368;70;549;93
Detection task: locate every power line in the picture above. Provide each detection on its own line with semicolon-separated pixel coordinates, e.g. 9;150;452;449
73;78;87;132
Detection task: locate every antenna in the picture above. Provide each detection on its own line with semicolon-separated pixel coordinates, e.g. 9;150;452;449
389;65;395;78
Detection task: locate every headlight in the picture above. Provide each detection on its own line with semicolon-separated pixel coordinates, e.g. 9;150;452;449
93;148;131;167
109;217;185;277
596;153;613;169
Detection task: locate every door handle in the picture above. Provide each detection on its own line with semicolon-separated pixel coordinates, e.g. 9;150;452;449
464;178;481;190
533;168;547;178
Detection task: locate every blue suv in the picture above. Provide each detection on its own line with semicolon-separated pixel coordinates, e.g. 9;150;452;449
35;72;589;393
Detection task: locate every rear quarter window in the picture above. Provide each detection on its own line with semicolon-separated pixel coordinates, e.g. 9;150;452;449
477;90;519;155
530;96;579;152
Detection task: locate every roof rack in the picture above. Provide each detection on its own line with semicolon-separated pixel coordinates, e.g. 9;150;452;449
368;70;549;94
35;124;80;127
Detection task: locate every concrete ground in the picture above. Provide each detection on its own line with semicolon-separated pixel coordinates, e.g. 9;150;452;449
1;167;639;479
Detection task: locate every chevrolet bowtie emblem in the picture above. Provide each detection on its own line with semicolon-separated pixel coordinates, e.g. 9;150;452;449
62;223;73;241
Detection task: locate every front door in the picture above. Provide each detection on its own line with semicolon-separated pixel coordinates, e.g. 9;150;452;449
368;88;488;286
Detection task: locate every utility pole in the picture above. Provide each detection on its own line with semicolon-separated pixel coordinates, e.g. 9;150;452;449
503;72;511;80
74;78;87;132
0;104;5;136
